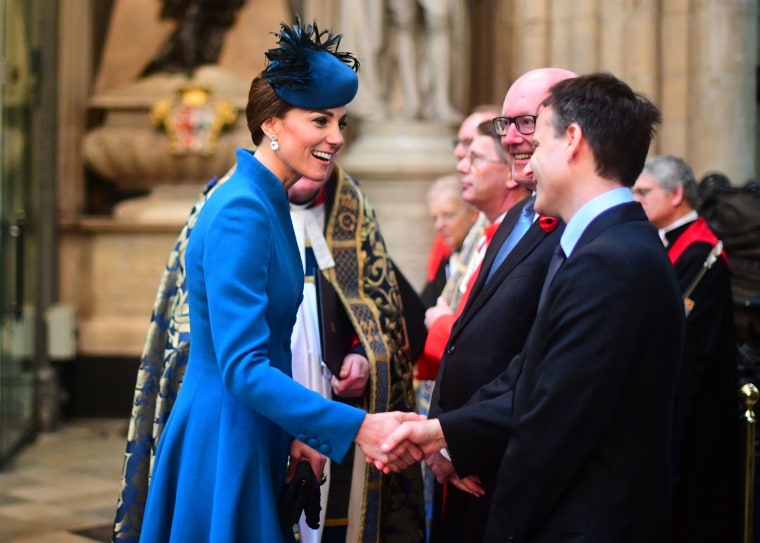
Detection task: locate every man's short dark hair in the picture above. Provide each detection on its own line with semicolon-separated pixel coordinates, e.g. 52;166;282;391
541;72;662;187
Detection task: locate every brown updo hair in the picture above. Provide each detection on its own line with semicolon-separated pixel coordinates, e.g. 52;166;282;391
245;75;293;146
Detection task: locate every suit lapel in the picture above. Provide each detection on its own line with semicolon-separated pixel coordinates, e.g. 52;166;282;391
461;222;547;322
467;197;529;303
484;223;546;292
452;209;550;338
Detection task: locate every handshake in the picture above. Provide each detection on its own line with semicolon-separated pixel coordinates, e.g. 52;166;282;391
354;412;485;497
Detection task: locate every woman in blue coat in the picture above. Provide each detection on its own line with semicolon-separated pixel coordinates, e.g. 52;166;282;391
138;19;415;543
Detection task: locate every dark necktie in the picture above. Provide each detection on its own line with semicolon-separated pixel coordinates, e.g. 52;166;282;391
485;198;534;283
538;244;566;308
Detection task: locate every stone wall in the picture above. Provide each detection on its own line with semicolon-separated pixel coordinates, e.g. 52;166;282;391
471;0;758;185
57;1;759;356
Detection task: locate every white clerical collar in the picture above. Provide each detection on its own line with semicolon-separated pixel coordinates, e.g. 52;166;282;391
658;210;698;247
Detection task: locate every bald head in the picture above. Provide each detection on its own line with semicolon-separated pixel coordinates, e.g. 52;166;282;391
504;68;579;112
501;67;577;189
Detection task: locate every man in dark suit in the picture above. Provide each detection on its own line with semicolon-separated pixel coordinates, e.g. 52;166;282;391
633;154;741;543
382;73;685;543
423;67;575;543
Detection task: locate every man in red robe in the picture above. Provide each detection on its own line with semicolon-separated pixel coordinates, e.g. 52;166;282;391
633;154;741;543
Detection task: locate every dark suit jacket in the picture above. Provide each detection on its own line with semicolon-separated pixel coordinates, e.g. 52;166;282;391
427;196;564;542
440;202;685;543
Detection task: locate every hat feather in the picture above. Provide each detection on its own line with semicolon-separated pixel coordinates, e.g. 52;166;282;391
263;16;359;90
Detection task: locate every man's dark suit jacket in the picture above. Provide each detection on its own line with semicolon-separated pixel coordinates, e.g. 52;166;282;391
427;196;564;542
439;202;685;543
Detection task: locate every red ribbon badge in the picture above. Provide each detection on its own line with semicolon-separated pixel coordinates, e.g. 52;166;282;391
539;216;559;233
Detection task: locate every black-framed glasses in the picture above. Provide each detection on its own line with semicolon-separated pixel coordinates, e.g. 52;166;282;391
492;115;537;136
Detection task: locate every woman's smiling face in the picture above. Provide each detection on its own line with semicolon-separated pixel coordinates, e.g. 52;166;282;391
273;106;348;182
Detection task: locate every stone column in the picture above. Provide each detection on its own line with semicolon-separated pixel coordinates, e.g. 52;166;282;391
621;1;660;154
550;0;598;74
516;0;550;72
58;0;92;218
301;0;338;28
599;0;627;72
660;0;691;157
620;0;659;101
486;0;516;104
549;1;574;71
569;0;599;75
689;0;758;183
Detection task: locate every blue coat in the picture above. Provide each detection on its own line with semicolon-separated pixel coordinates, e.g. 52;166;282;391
139;149;365;543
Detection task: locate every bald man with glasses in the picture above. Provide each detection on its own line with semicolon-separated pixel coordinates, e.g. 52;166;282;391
410;67;577;543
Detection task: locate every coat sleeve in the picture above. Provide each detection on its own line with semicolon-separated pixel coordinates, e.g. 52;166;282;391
435;354;519;475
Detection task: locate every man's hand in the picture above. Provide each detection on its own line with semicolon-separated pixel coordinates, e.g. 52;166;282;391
425;452;485;497
382;417;448;457
425;450;456;484
369;418;448;474
331;353;370;398
450;475;486;497
425;297;453;329
286;439;326;484
355;411;425;473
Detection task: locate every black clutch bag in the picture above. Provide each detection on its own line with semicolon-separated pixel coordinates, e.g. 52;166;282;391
278;460;322;529
315;273;354;376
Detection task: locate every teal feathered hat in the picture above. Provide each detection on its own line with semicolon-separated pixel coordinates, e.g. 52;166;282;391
262;17;359;109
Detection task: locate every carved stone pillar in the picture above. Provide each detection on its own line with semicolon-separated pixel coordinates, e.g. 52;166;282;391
599;0;626;70
689;0;758;183
620;0;659;100
515;0;550;71
550;0;597;75
58;0;92;218
660;1;691;157
469;0;514;107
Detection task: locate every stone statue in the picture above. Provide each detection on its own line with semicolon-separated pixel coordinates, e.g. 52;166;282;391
389;0;462;122
340;0;466;123
141;0;247;77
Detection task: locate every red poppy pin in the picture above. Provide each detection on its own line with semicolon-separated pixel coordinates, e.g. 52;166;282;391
539;216;558;233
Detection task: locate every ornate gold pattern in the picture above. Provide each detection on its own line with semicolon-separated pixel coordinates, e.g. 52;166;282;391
324;166;422;542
